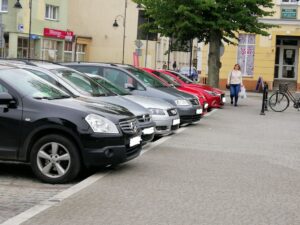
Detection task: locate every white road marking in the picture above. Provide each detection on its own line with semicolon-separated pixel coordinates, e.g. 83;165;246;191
1;109;218;225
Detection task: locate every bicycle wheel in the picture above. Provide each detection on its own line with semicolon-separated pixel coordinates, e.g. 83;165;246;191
269;92;289;112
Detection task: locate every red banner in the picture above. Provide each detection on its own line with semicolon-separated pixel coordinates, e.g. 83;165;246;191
133;52;139;67
44;28;74;41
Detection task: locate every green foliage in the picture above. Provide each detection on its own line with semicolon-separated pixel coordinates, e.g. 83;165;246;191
133;0;276;43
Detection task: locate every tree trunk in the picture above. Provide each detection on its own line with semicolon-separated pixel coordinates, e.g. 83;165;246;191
207;30;222;88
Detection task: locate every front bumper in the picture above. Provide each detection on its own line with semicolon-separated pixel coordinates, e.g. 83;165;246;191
177;105;202;124
139;121;155;143
80;132;142;167
152;114;180;136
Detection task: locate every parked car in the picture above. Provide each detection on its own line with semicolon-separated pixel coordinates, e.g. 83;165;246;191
142;68;209;112
161;70;226;109
0;65;142;183
1;61;155;143
63;62;203;124
85;74;180;136
179;66;198;81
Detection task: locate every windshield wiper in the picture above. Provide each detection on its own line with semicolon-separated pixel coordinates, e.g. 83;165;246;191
92;93;107;97
33;96;52;100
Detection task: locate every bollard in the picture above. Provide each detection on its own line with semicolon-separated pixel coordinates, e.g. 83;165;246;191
264;83;269;111
260;83;268;115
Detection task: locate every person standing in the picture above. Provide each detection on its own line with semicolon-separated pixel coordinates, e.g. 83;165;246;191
172;61;177;70
227;64;243;106
162;62;167;70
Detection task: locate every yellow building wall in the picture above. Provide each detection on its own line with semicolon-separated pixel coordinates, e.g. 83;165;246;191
202;24;300;91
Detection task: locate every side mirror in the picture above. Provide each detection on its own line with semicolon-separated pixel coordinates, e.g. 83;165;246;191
0;93;16;108
124;83;135;91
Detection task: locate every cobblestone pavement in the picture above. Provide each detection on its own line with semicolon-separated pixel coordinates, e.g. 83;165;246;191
0;162;72;223
2;94;300;225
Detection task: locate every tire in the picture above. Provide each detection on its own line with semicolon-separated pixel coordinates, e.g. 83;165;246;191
30;134;81;184
269;92;289;112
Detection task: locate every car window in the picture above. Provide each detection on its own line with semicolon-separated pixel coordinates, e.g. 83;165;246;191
25;69;73;95
152;71;181;87
70;66;100;75
92;77;130;96
53;69;113;97
103;68;144;91
0;83;8;93
125;67;166;88
169;71;194;84
0;69;70;99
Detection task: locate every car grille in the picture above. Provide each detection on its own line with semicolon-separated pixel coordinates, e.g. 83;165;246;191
190;98;199;105
167;108;178;116
119;118;139;134
156;126;168;131
180;114;201;123
137;114;151;123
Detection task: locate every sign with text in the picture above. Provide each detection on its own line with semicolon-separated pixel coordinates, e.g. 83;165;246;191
281;8;297;19
44;28;74;41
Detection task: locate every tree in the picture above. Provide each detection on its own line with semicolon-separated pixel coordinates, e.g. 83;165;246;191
133;0;276;87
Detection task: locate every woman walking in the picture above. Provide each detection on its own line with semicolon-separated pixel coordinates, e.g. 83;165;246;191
227;64;243;106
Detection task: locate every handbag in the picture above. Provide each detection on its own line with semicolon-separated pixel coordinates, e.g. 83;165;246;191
240;86;247;99
226;72;232;89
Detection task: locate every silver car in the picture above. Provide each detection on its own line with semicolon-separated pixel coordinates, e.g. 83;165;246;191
86;74;180;136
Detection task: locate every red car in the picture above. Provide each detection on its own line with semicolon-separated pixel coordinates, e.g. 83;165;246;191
160;70;226;109
142;68;209;111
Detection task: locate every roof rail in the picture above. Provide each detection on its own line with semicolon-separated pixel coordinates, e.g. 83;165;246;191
0;58;62;66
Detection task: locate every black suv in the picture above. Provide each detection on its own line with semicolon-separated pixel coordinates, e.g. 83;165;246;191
0;65;142;183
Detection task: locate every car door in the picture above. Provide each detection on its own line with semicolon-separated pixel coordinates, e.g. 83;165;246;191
0;81;23;160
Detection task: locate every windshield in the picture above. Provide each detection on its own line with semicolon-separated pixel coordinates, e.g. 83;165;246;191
52;69;114;97
169;71;194;84
125;67;166;88
0;69;70;99
92;77;130;96
152;71;181;87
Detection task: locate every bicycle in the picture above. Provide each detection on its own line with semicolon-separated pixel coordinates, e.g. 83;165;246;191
269;83;300;112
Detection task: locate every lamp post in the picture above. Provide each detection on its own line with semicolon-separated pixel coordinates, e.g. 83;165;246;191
113;0;127;64
14;0;32;60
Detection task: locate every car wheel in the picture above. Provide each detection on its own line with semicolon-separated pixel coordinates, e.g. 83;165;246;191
30;134;81;184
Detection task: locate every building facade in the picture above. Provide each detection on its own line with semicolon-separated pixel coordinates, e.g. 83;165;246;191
201;0;300;91
67;0;197;69
0;0;81;62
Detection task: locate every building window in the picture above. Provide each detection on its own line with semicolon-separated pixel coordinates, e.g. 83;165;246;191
281;0;298;4
76;44;86;62
17;37;29;58
237;34;256;76
0;0;8;12
45;4;59;20
64;42;73;62
42;39;58;61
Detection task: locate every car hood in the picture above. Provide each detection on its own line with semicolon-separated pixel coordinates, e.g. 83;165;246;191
77;95;149;116
155;87;196;99
40;97;134;123
124;95;174;110
188;84;224;94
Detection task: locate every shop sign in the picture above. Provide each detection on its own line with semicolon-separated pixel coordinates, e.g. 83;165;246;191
281;8;297;19
44;28;74;41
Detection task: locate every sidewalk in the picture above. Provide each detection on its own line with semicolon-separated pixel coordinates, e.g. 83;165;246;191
5;95;300;225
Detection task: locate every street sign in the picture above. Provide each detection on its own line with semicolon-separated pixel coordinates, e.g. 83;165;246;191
18;24;24;32
135;40;143;48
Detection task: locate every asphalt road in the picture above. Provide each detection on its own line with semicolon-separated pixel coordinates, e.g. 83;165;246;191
2;94;300;225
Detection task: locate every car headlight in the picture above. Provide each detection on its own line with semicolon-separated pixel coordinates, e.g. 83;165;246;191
175;99;190;106
148;108;166;115
85;114;119;134
204;90;218;96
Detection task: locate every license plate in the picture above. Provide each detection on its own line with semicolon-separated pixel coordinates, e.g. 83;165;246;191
142;127;154;135
196;108;203;114
130;136;141;147
172;118;180;125
222;97;226;103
